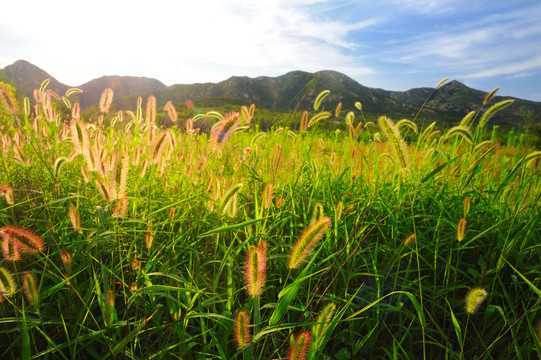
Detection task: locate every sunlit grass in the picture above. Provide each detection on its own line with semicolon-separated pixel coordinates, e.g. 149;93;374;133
0;81;540;359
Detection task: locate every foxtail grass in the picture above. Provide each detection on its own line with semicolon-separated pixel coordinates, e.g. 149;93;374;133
22;272;39;307
0;83;18;115
262;183;274;210
244;242;267;298
313;303;336;345
233;309;251;349
0;266;17;297
457;218;466;242
288;217;331;269
378;116;411;181
314;90;330;111
99;88;114;113
0;184;14;205
164;100;178;122
465;288;488;314
287;330;311;360
0;226;46;255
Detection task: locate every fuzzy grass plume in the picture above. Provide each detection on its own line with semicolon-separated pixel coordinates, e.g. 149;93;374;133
0;83;19;115
314;90;330;111
233;310;251;349
404;233;416;247
287;330;311;360
313;303;336;344
378;116;411;181
99;88;114;113
0;267;17;297
244;242;267;298
479;100;514;128
22;272;39;307
288;217;331;269
262;183;274;210
219;183;243;217
311;203;324;223
164;101;178;122
457;218;466;242
465;288;488;314
0;226;46;258
0;184;14;205
69;204;82;233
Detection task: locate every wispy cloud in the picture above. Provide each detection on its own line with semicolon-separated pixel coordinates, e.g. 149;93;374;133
393;0;465;14
0;0;539;101
388;3;541;77
0;0;378;85
464;56;541;79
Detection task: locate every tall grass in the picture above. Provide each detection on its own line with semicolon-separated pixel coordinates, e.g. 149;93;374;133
0;80;540;359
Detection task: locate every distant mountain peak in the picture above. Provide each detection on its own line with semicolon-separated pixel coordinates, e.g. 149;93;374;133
442;80;469;89
2;60;539;125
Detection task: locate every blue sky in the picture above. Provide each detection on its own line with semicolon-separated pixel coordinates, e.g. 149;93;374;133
1;0;540;101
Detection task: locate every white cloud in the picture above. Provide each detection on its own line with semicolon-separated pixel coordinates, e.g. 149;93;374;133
387;2;541;79
464;56;541;79
0;0;378;85
392;0;466;14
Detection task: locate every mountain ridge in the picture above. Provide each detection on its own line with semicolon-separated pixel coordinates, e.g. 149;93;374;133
2;59;540;125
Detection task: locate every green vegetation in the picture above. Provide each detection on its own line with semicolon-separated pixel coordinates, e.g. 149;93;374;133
0;80;540;359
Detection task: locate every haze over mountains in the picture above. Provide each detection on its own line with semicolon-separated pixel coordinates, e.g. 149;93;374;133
2;59;540;125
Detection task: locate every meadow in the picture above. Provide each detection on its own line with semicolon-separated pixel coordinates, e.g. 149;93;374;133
0;80;540;359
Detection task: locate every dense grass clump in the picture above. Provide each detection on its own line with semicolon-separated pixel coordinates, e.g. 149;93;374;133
0;81;540;359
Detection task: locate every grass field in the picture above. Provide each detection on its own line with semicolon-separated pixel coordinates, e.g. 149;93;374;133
0;81;540;359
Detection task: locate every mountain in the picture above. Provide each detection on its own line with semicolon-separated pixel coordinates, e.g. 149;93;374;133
2;60;540;126
376;80;541;123
147;70;420;117
1;60;166;108
78;75;166;108
1;60;70;99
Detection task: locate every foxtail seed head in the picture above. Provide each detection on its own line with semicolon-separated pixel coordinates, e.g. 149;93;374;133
233;310;251;349
22;272;39;307
336;201;343;222
99;88;114;113
457;218;466;242
483;87;499;105
288;217;331;269
2;237;21;261
313;303;336;344
219;183;243;216
465;287;488;314
311;203;324;223
463;197;471;217
164;101;178;122
262;183;274;210
378;116;411;181
287;330;311;360
0;83;18;115
244;242;267;298
300;111;308;132
0;226;46;254
479;100;514;128
0;266;17;297
314;90;331;111
404;233;416;247
314;90;330;111
60;249;73;271
0;184;14;205
69;204;82;233
335;102;342;118
145;226;154;249
146;95;157;141
112;196;130;218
